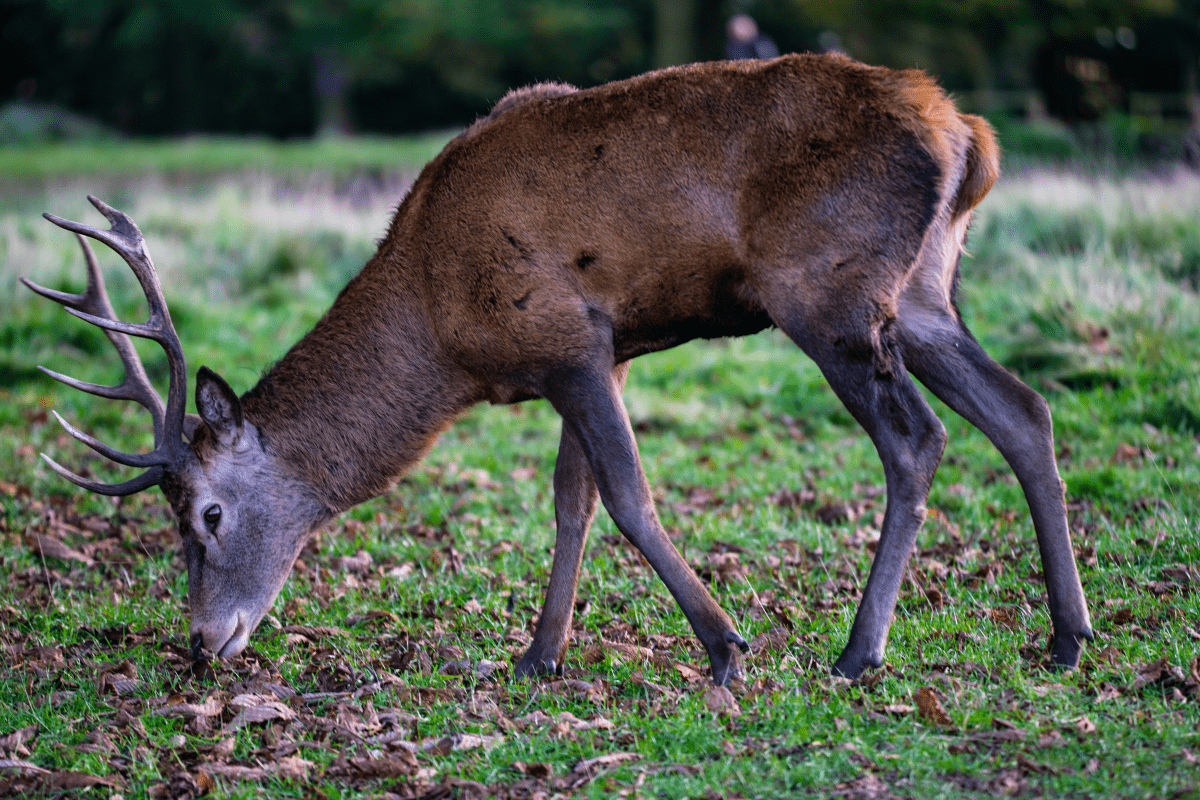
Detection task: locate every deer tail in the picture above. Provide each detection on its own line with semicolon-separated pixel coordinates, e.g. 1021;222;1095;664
952;114;1000;219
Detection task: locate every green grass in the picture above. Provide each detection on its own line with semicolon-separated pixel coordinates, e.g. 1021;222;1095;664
0;133;454;184
1;148;1198;798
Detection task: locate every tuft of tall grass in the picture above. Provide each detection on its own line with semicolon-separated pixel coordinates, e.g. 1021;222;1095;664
964;168;1200;394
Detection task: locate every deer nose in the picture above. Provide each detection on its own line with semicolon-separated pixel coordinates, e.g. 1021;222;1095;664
215;619;251;658
190;614;252;660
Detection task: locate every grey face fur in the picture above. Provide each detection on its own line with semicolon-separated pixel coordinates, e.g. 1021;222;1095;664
167;368;330;659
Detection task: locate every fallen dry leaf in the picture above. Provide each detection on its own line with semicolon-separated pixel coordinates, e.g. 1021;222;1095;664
514;709;552;730
149;770;212;798
223;695;296;732
26;532;93;566
202;755;312;783
924;587;945;611
510;466;537;481
915;686;953;726
673;662;703;684
97;660;141;695
0;758;49;775
152;696;225;719
1131;657;1171;690
421;732;504;755
749;626;792;655
881;703;915;717
1109;608;1135;626
815;501;863;525
580;639;653;665
334;549;373;573
1110;443;1142;464
332;751;423;780
561;751;642;789
703;685;742;718
0;725;39;758
344;609;400;628
519;710;616;738
511;761;552;778
830;771;892;799
76;730;119;755
1037;730;1067;748
279;624;347;641
537;678;607;704
49;770;121;790
438;659;473;676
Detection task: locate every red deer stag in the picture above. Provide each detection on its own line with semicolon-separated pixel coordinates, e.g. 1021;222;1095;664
26;53;1092;684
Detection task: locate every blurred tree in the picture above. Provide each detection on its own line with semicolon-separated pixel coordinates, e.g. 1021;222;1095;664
1;0;1195;137
653;0;695;67
0;0;650;136
283;0;648;133
1;0;314;136
769;0;1190;119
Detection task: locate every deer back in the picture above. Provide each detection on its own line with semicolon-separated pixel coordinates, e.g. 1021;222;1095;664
377;54;994;393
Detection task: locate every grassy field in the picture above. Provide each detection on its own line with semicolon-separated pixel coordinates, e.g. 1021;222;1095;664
1;144;1198;798
0;133;455;184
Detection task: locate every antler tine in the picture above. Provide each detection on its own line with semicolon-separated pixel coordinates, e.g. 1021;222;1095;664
41;196;188;450
40;453;164;497
34;364;156;421
49;410;169;468
28;197;191;495
20;232;167;440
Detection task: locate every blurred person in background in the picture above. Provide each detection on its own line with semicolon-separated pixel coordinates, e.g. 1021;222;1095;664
725;14;779;60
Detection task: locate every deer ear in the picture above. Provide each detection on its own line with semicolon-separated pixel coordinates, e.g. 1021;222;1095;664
195;367;244;446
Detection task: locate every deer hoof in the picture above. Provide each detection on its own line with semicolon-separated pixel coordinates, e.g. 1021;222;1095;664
830;658;864;680
708;637;747;686
1048;628;1092;671
514;651;563;680
831;645;883;680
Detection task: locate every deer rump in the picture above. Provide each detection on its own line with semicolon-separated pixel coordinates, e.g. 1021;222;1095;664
29;53;1092;685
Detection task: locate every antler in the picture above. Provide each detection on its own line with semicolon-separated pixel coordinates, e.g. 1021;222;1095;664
23;195;189;496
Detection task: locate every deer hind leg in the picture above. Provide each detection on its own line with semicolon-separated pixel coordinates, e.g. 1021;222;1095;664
897;306;1093;669
541;361;748;685
515;364;628;680
768;297;949;679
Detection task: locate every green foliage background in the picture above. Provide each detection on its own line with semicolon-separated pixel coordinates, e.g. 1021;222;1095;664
2;0;1199;138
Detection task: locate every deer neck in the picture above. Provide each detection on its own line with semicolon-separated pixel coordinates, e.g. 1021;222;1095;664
240;254;478;513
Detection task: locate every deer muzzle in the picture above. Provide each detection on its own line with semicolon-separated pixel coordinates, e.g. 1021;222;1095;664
190;613;252;660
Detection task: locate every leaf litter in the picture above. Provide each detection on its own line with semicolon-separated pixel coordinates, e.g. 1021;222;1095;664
1;465;1197;798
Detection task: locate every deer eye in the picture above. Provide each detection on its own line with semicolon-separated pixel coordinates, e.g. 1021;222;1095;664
202;504;222;533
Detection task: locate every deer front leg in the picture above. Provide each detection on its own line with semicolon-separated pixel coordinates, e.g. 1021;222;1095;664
515;366;627;679
543;364;748;685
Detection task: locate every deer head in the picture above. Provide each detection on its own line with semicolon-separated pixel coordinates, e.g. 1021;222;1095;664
25;197;328;658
